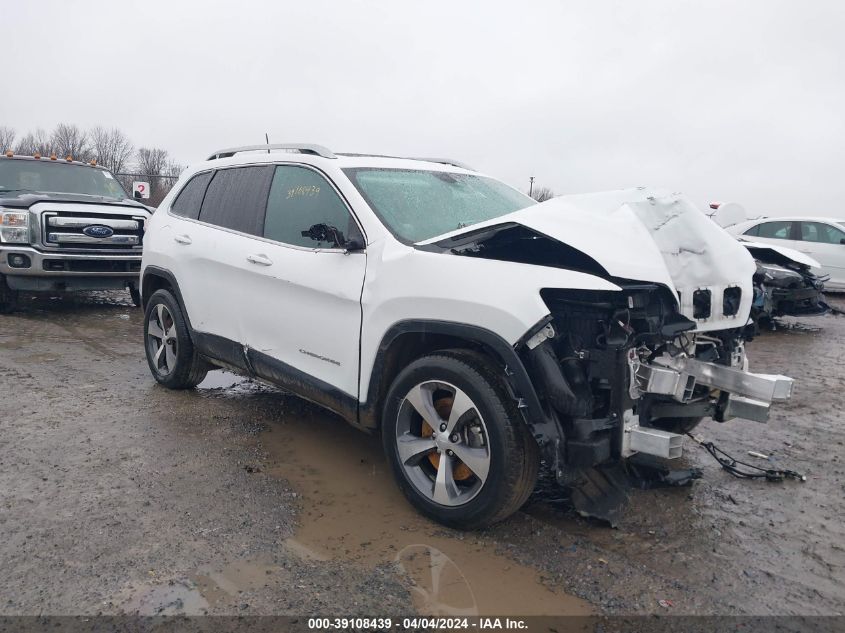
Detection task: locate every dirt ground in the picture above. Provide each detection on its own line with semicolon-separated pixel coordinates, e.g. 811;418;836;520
0;291;843;618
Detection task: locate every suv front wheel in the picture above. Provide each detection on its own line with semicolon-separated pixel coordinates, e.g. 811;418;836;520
382;351;539;529
144;289;208;389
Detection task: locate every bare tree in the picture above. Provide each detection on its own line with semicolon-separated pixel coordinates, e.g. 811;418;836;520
0;126;15;152
51;123;91;161
164;160;184;179
15;128;53;156
90;126;134;173
135;147;170;178
530;186;555;202
134;147;175;205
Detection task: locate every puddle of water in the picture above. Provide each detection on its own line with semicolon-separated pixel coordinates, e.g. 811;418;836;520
122;579;209;615
190;559;279;607
122;559;280;615
260;411;592;616
197;370;250;390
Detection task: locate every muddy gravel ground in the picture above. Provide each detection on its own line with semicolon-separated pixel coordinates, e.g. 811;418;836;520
0;291;843;620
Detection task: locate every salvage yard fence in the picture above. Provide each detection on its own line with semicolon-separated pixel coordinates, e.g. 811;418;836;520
114;172;180;207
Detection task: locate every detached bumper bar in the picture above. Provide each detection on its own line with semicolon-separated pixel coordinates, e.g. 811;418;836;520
650;356;793;403
623;356;793;460
636;355;793;425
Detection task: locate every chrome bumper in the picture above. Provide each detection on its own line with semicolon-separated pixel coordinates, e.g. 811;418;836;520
0;245;141;277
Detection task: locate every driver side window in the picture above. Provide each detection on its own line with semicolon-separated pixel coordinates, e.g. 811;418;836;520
755;221;794;240
263;165;359;249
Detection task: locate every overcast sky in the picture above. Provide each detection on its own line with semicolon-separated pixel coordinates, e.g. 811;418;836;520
4;0;844;216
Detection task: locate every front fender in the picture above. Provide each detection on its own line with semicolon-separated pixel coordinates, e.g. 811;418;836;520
359;242;620;404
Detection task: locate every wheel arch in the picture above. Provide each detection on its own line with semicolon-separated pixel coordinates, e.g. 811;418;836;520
359;320;549;436
141;266;193;329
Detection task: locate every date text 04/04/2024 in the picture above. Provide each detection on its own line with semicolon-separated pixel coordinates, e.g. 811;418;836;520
307;617;529;630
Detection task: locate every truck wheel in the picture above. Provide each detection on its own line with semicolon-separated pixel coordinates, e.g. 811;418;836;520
143;289;208;389
382;351;539;529
0;274;18;314
129;285;142;308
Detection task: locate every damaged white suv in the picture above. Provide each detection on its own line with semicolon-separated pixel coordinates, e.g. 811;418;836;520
141;144;794;528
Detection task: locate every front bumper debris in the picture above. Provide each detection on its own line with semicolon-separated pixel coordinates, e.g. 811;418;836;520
625;355;795;458
638;355;793;406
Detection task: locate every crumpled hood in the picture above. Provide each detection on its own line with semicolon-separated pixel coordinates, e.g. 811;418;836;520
421;187;756;330
739;239;821;269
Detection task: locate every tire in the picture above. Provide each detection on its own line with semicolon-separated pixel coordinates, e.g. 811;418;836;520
649;416;704;435
0;274;18;314
381;350;539;529
143;289;208;389
129;285;142;308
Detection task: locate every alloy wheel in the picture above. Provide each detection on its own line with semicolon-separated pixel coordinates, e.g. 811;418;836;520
394;381;491;507
147;303;178;375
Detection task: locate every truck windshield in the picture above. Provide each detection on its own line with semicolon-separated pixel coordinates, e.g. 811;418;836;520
343;167;535;243
0;160;129;199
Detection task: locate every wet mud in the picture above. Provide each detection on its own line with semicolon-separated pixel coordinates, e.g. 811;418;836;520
1;291;844;616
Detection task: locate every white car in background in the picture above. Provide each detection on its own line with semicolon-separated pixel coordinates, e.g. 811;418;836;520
726;217;845;291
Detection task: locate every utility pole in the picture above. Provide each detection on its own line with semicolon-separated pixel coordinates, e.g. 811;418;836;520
529;176;535;198
265;132;270;153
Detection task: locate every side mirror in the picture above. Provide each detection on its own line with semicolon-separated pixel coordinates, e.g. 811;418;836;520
301;223;343;246
301;223;364;251
343;237;365;252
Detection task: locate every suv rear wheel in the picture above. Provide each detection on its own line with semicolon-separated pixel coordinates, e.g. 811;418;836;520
382;351;539;529
144;289;208;389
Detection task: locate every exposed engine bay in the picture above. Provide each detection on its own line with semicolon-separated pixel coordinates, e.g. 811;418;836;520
516;284;793;523
424;188;798;523
743;242;829;327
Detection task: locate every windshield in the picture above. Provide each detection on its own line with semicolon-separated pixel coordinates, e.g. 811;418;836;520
0;160;129;199
343;168;535;243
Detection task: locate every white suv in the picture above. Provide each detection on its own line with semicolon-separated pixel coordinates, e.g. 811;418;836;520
141;144;794;528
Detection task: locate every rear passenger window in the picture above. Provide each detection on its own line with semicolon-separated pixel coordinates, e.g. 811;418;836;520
800;221;845;244
170;172;212;219
756;221;793;240
199;166;274;235
263;166;360;248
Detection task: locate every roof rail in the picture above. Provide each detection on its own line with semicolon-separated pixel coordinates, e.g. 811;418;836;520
412;157;475;171
335;153;475;171
207;143;336;161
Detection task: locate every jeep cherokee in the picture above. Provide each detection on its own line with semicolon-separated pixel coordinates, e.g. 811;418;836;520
140;143;793;528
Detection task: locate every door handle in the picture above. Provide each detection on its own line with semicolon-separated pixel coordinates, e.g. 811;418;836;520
174;234;192;245
246;253;273;266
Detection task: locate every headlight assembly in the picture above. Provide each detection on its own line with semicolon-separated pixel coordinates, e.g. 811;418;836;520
0;210;30;244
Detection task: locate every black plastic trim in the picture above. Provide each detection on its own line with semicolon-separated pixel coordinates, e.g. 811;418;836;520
141;266;194;329
360;319;550;434
248;348;358;422
192;331;250;374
